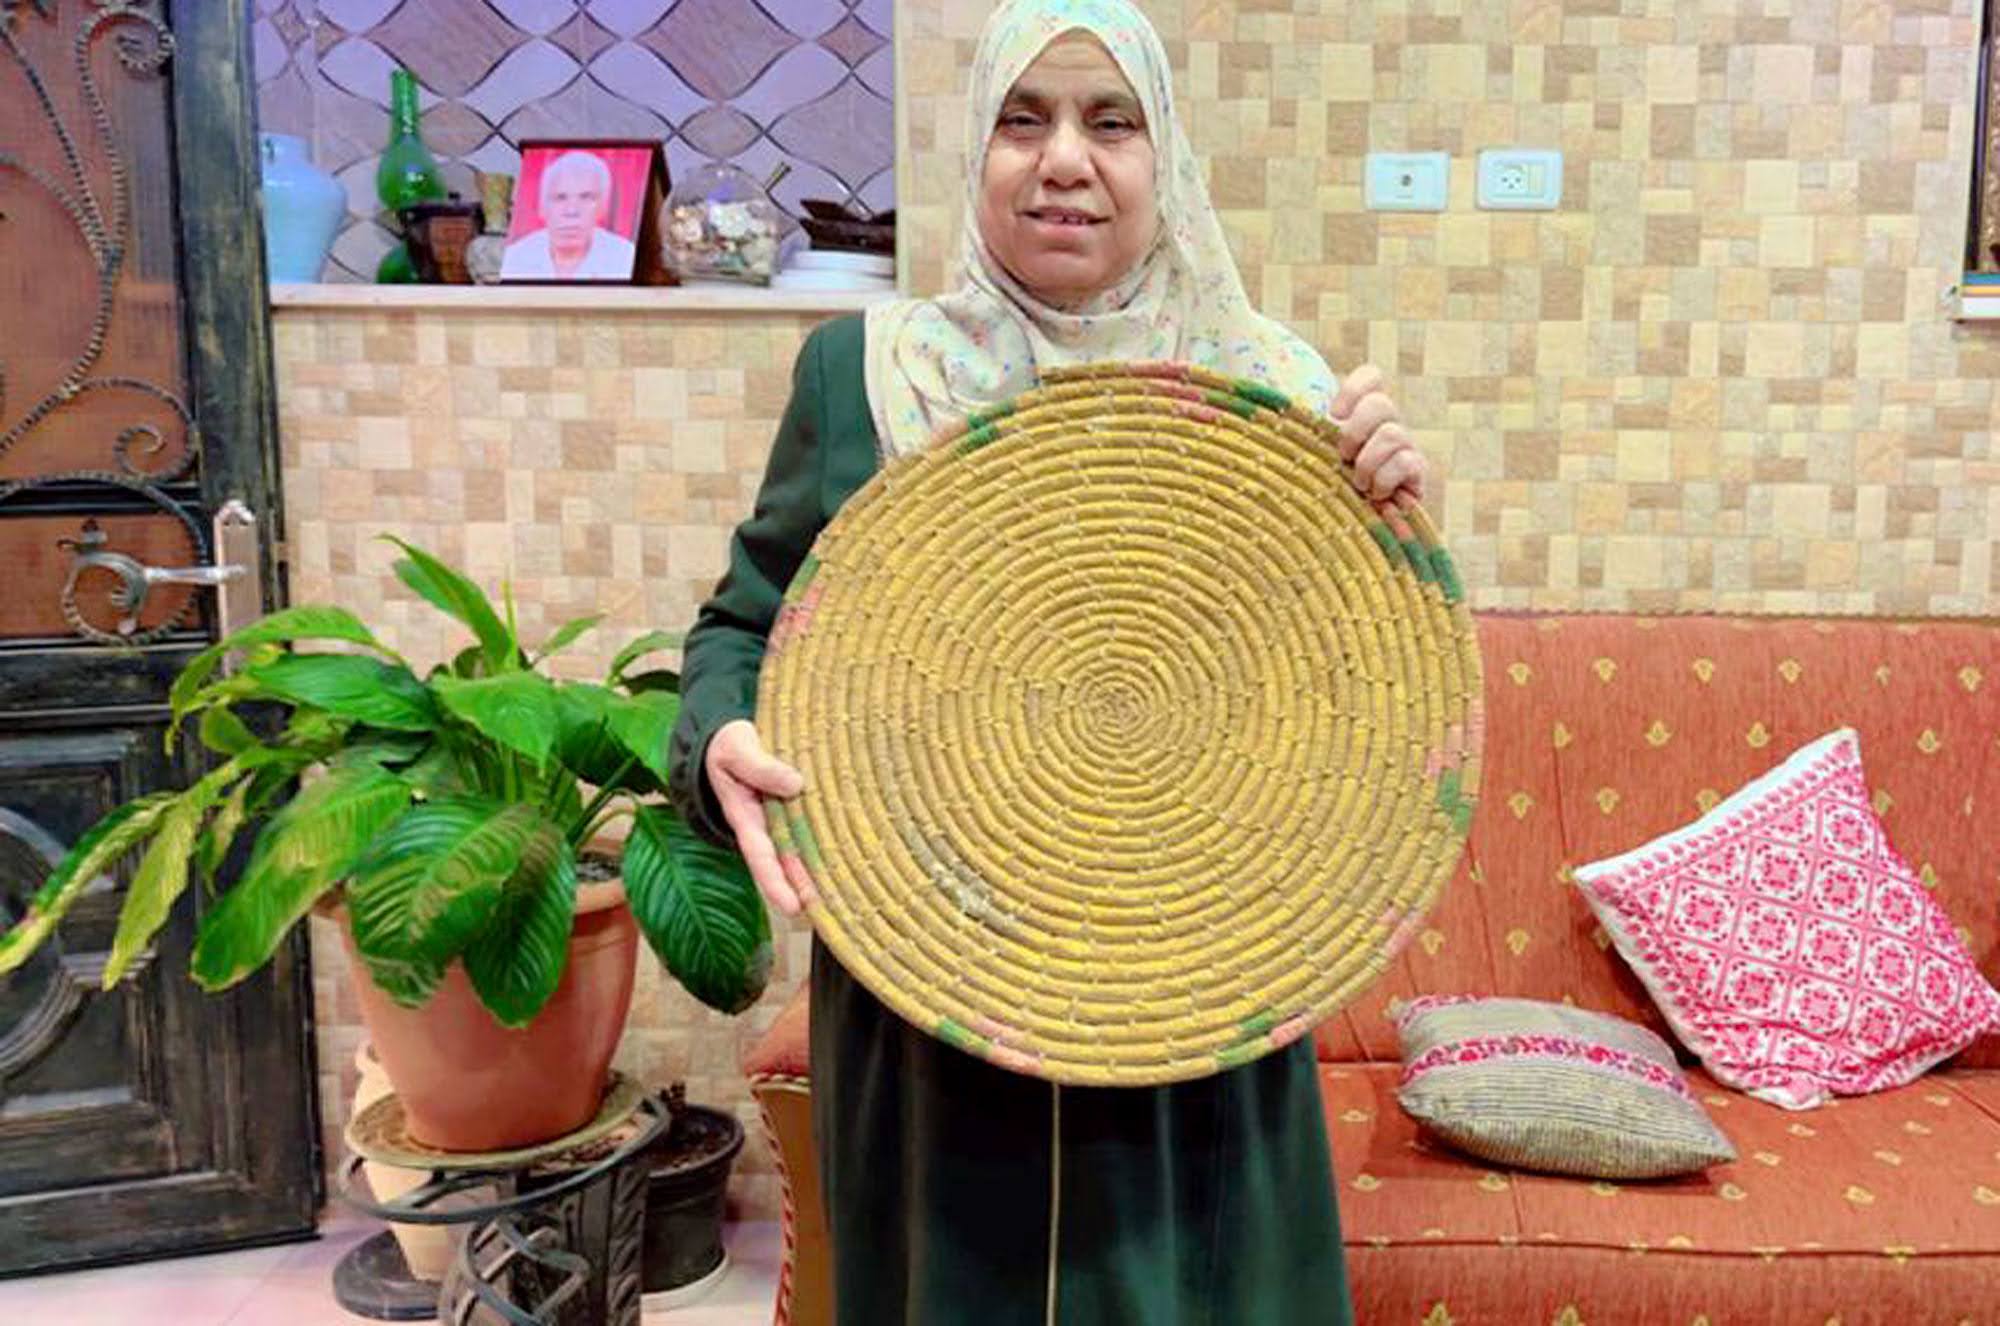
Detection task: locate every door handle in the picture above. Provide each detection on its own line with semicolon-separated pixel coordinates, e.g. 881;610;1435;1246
57;500;265;647
134;562;246;590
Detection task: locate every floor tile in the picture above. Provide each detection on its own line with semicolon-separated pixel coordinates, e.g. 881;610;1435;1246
0;1211;779;1325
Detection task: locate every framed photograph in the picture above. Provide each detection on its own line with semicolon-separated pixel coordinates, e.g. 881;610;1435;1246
501;139;671;284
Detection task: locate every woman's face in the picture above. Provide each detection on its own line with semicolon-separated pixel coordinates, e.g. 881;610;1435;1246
976;32;1159;306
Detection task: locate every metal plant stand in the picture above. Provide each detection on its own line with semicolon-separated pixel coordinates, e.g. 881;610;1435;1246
333;1074;669;1326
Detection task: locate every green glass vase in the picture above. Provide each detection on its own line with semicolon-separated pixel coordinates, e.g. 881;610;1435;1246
375;68;443;283
374;242;418;284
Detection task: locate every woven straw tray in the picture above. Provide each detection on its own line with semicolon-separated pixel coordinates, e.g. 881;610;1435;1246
756;362;1483;1087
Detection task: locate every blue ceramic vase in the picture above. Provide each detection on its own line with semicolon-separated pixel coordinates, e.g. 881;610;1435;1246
259;132;344;283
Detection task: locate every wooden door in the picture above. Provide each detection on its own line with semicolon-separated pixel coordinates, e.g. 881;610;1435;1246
0;1;317;1274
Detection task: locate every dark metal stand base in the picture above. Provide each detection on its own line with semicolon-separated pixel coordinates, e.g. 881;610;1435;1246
337;1090;669;1326
333;1229;441;1321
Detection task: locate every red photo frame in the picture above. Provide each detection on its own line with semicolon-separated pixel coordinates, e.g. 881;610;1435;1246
500;139;671;284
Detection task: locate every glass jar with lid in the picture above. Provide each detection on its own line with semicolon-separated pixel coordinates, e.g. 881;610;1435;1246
664;161;787;285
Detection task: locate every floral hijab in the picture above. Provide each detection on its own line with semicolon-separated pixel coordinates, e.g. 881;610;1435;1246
863;0;1341;458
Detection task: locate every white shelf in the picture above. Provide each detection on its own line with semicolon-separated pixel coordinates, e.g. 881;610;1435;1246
1955;293;2000;321
267;281;897;315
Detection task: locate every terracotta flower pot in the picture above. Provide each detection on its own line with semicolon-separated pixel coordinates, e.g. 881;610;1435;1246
341;880;639;1152
352;1041;459;1280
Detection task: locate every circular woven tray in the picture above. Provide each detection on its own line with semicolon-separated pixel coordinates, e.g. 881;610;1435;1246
756;363;1484;1086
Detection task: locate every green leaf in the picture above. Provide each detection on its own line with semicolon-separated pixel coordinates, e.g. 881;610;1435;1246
554;684;663;794
198;705;260;757
327;730;430;771
537;614;603;663
431;672;559;766
607;690;679;783
401;744;469;798
238;753;313;822
384;536;514;673
275;707;353;752
247;654;438;731
190;765;414;991
622;805;772;1014
166;669;268;751
345;797;548;1006
608;630;682;685
170;605;393;718
0;793;176;974
554;684;614;777
620;668;681;696
104;783;219;985
462;827;576;1027
195;774;257;890
185;742;320;898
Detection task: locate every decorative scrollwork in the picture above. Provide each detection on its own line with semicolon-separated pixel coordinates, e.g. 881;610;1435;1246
0;468;209;645
602;1157;648;1324
0;1;200;504
58;516;202;643
1;2;208;645
0;3;57;33
0;805;138;1082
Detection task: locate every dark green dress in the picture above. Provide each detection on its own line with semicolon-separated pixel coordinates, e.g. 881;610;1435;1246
667;315;1353;1326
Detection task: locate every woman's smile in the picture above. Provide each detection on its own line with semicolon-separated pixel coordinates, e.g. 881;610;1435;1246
1023;206;1104;226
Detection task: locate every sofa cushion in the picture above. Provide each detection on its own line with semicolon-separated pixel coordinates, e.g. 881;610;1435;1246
1316;615;2000;1072
1391;995;1734;1178
1575;728;2000;1108
1327;1062;2000;1323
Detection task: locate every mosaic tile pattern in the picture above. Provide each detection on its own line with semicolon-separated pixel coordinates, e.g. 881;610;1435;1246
253;1;893;280
281;0;2000;1216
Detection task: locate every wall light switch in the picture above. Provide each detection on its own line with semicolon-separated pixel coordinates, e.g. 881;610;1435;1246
1364;152;1449;212
1476;149;1563;210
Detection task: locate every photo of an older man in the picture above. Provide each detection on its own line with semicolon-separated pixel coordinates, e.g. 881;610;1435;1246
501;145;644;281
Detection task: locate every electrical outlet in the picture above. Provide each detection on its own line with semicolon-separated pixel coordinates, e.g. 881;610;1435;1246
1476;149;1562;210
1364;152;1449;212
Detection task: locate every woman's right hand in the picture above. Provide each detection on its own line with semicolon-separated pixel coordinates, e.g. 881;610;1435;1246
705;719;809;916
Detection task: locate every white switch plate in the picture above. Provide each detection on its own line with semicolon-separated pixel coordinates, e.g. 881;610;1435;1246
1364;152;1449;212
1476;149;1563;210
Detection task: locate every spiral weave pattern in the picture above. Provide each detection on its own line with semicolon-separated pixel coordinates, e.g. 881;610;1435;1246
756;364;1484;1086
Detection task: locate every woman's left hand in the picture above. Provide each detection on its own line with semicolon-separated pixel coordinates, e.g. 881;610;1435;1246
1330;364;1426;506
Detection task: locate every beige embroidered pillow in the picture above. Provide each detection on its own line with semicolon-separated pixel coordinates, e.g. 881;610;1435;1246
1390;995;1736;1179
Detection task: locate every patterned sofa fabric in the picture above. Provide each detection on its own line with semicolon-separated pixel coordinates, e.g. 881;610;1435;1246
1328;1062;2000;1325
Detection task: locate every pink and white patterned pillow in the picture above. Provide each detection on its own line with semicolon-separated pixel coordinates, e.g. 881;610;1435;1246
1573;728;2000;1110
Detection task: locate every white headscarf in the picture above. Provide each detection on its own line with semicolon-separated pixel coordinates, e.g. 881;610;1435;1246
864;0;1342;458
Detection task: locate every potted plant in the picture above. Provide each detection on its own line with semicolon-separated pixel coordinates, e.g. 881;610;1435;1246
0;538;770;1155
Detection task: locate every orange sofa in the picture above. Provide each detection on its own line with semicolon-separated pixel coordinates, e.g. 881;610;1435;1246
744;613;2000;1324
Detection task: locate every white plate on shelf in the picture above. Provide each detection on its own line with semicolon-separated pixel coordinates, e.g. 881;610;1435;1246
771;269;898;293
787;249;896;277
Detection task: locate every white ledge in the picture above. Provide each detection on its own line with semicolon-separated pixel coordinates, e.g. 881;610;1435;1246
267;282;896;315
1955;293;2000;322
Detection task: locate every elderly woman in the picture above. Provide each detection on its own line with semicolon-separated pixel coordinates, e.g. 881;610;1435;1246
668;1;1423;1321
